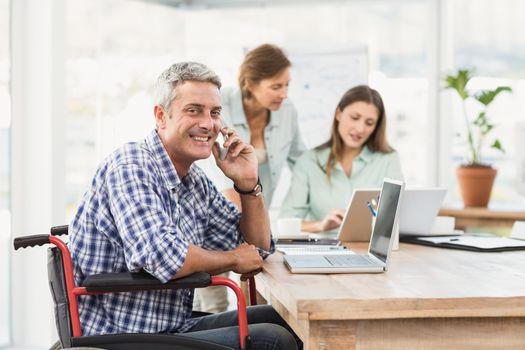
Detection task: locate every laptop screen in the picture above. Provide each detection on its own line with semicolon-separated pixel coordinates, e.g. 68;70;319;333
369;180;403;263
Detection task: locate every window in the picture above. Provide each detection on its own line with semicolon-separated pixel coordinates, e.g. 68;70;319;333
65;0;432;220
449;0;525;207
0;0;11;346
65;0;525;218
65;0;185;219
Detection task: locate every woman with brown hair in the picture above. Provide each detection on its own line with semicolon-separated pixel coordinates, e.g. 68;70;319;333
217;43;306;208
280;85;403;233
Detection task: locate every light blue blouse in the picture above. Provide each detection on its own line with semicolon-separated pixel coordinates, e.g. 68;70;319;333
280;146;403;220
210;88;306;205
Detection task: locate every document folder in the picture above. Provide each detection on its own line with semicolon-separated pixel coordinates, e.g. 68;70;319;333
400;235;525;252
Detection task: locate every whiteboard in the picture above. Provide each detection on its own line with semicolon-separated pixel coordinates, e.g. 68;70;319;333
269;47;368;213
289;47;369;148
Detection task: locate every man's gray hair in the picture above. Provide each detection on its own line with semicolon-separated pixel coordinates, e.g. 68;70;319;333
156;61;222;111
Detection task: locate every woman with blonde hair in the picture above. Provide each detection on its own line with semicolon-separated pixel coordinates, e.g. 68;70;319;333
218;43;306;208
280;85;403;233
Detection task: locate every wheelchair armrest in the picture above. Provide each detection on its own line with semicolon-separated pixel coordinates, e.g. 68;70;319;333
82;271;212;293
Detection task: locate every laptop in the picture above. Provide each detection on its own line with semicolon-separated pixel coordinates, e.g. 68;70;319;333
283;178;405;274
398;188;447;236
337;188;380;242
276;188;380;247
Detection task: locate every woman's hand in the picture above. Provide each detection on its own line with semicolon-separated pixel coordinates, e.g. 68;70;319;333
317;208;345;232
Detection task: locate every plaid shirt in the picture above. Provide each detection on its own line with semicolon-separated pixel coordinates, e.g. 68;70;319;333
69;130;268;335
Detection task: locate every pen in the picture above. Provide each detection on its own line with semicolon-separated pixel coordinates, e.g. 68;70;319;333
367;201;377;217
450;238;459;241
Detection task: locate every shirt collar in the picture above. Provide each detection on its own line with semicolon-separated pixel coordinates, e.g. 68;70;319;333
145;130;197;190
357;146;373;164
228;89;281;128
317;145;373;171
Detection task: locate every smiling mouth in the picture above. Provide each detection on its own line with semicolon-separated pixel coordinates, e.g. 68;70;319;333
191;135;211;143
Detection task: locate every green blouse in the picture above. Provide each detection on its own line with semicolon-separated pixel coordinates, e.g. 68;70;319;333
279;146;403;221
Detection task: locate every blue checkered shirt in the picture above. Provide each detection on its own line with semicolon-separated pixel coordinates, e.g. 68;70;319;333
69;130;268;335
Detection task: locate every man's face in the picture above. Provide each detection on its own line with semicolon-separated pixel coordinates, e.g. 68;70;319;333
155;80;222;173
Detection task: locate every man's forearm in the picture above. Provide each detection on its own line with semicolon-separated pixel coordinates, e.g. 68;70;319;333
173;245;236;279
239;194;271;251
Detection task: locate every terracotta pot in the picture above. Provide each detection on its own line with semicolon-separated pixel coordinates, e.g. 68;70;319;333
456;166;497;207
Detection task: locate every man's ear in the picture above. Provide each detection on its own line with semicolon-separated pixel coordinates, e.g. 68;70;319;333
154;105;167;129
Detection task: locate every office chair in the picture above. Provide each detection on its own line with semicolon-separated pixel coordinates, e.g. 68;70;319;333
14;225;257;350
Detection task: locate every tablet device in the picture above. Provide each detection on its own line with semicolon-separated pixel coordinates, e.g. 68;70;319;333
336;188;380;242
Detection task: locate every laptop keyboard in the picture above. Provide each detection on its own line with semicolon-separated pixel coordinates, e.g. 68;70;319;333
325;254;377;267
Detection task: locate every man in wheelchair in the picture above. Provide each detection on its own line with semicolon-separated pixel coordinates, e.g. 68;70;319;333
68;61;299;349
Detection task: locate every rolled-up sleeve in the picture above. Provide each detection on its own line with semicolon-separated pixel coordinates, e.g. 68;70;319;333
107;164;188;283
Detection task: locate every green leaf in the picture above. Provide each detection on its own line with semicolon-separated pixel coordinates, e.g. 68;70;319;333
444;69;472;100
475;86;512;106
481;123;494;135
491;139;505;153
473;111;487;126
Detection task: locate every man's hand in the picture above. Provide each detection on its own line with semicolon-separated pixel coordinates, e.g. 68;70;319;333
318;208;346;232
212;127;258;191
229;243;263;274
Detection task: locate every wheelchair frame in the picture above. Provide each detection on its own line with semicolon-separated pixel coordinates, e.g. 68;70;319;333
14;225;258;350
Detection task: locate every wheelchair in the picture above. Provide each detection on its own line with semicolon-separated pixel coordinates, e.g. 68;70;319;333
14;225;258;350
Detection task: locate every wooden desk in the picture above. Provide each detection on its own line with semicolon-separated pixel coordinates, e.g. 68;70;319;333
439;207;525;230
256;243;525;350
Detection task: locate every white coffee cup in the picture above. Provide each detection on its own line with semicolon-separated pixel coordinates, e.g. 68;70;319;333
276;218;302;237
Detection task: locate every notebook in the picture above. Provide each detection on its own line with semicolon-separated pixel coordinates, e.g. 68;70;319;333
398;188;447;236
401;234;525;252
283;178;405;273
276;188;380;246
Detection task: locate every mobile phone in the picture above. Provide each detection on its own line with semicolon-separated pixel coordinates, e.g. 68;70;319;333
216;131;228;160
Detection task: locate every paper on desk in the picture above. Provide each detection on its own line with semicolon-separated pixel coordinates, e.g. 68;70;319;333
418;236;525;249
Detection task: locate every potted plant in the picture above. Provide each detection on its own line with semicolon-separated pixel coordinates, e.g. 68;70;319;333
444;69;512;207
